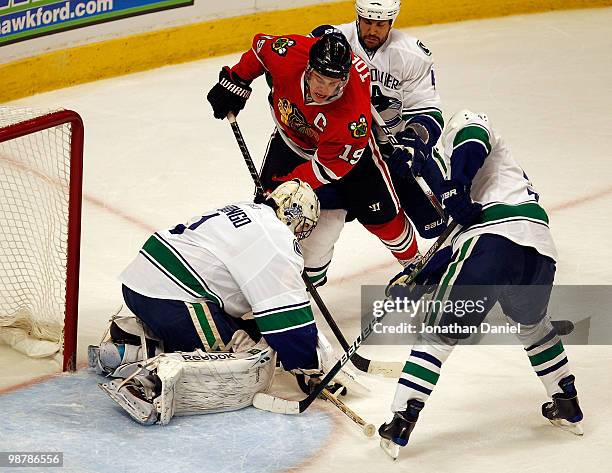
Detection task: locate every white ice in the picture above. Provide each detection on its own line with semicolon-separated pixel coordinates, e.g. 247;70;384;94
2;7;612;472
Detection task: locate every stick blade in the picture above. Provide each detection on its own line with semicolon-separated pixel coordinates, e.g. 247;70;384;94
253;392;301;415
367;360;403;378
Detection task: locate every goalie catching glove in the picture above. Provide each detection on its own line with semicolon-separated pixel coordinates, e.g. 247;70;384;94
206;67;252;119
290;332;369;396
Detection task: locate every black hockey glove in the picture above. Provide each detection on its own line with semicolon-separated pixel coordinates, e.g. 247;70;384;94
384;147;413;180
206;67;252;120
439;179;482;226
386;245;452;299
395;124;432;177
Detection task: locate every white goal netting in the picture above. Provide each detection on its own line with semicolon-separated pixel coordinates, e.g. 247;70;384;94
0;106;81;366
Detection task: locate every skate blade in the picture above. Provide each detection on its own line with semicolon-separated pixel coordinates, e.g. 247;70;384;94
379;438;400;460
549;419;584;436
98;383;157;425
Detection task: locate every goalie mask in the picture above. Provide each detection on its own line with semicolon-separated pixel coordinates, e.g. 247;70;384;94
267;179;320;240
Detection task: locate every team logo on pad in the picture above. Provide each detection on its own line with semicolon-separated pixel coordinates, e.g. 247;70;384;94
349;115;368;139
271;37;296;56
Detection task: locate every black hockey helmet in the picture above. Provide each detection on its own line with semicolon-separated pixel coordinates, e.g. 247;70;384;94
308;32;352;80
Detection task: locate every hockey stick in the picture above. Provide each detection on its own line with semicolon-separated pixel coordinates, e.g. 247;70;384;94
253;312;380;414
225;112;377;372
371;106;446;219
359;219;460;378
320;387;376;437
253;221;460;413
227;113;265;202
370;110;577;338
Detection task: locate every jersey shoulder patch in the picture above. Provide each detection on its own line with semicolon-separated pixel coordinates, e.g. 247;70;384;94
271;36;296;56
416;40;432;56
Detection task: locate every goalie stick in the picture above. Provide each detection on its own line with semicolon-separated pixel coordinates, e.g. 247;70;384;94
253;220;460;414
226;112;390;375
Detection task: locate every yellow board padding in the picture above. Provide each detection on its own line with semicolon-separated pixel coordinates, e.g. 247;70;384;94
2;0;611;102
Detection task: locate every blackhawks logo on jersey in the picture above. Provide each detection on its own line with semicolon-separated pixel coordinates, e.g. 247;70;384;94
278;98;319;142
349;115;368;139
271;37;296;56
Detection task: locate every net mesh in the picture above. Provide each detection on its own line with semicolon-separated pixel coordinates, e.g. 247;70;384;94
0;107;72;358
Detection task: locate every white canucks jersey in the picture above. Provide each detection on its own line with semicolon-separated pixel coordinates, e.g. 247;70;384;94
441;112;557;261
120;203;315;336
334;21;443;143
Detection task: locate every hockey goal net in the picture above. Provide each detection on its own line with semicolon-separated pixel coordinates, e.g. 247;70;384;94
0;107;83;372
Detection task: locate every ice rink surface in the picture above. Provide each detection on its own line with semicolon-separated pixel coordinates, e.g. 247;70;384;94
1;7;612;472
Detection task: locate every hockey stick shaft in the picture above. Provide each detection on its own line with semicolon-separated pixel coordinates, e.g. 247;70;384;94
253;221;461;413
227;113;265;200
320;388;376;437
225;113;371;368
359;220;459;377
370;106;445;219
302;272;377;371
406;219;458;284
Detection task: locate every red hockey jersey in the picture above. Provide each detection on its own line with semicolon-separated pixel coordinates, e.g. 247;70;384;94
231;33;373;189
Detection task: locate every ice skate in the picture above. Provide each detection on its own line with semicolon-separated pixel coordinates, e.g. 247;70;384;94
379;399;424;460
99;375;160;425
542;375;583;435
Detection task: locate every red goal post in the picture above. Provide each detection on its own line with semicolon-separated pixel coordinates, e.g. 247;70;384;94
0;108;83;372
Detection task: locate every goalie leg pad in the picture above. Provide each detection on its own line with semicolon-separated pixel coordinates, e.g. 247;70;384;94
101;338;276;426
156;338;276;424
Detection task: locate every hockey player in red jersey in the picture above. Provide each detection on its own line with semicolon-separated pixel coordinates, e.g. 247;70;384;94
207;32;419;284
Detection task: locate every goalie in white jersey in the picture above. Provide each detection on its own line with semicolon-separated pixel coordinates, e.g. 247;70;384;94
92;180;364;425
378;110;584;459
